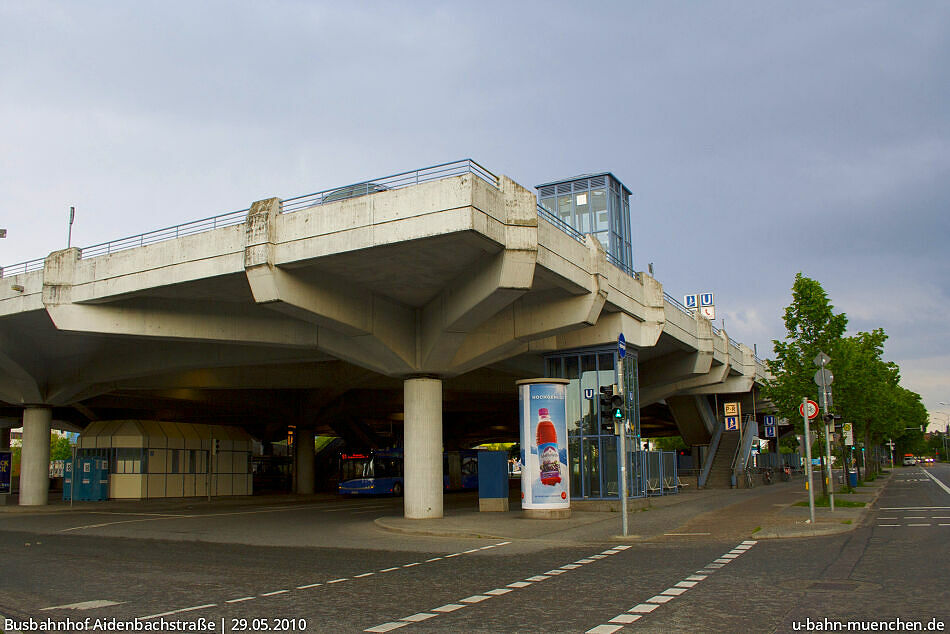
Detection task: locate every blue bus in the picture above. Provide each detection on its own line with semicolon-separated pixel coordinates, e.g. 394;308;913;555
338;449;478;496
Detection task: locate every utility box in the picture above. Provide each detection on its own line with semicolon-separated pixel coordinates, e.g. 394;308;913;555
477;451;509;512
67;458;109;502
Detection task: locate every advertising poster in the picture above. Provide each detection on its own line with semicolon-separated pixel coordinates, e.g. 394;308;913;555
0;450;11;495
518;380;569;509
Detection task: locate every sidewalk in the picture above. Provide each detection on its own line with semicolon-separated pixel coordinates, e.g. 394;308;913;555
376;473;890;544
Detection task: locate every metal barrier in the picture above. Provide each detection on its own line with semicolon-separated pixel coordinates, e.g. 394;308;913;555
605;252;641;281
664;292;695;318
699;421;724;488
281;158;498;213
1;159;498;278
536;204;587;244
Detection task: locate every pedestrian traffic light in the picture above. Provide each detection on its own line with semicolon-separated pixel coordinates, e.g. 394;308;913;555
610;393;624;420
599;385;614;429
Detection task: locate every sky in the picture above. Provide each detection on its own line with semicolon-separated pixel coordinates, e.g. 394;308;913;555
1;1;948;431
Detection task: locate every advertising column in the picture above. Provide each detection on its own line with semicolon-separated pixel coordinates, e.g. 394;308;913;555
517;378;570;519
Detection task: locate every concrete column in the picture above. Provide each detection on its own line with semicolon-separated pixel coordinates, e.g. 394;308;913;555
404;377;443;519
295;428;315;495
20;407;52;506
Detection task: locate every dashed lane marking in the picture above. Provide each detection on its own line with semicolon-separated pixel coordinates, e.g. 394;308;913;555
135;541;512;622
364;543;630;632
587;541;758;632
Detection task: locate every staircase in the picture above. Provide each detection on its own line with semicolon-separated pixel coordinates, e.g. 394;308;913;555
704;431;740;488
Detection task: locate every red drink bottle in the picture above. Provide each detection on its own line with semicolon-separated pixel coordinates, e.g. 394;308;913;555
536;408;561;485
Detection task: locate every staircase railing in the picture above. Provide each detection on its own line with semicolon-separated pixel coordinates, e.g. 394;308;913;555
698;421;724;488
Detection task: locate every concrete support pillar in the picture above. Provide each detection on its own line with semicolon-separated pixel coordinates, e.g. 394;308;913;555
295;428;315;495
404;377;443;519
20;407;52;506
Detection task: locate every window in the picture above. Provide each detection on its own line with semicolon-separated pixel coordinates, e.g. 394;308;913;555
557;194;572;225
592;189;608;231
113;448;144;474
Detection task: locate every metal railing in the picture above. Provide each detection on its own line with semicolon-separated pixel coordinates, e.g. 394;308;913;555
605;252;641;281
729;337;742;351
536;204;586;244
0;257;46;277
80;209;249;259
281;158;498;213
664;292;695;318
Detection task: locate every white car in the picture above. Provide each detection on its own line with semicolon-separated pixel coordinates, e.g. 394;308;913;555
902;455;916;466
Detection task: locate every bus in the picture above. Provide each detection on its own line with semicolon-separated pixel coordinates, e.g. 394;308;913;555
338;449;478;496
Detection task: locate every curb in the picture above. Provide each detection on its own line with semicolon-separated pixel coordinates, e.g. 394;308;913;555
373;517;505;540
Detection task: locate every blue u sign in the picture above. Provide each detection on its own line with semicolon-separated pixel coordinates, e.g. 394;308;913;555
700;293;714;307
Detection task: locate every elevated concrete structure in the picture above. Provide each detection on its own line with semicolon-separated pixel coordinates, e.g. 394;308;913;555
0;161;767;515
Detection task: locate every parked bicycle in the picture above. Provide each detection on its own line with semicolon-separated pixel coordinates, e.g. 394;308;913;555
744;467;755;489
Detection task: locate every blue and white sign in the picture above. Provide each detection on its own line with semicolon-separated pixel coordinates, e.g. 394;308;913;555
763;415;775;426
700;293;714;307
725;416;740;431
764;425;776;438
584;388;595;400
0;450;11;495
618;333;626;359
684;294;698;309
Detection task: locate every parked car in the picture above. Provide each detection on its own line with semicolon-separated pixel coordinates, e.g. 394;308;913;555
902;454;916;466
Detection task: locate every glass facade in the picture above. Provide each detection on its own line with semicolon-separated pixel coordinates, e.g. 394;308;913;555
545;347;641;500
537;173;634;270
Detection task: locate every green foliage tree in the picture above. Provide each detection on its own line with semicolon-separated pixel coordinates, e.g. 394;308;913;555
50;434;73;461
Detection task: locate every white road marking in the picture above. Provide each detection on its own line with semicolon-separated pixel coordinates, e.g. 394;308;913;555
590;540;756;633
364;622;408;632
609;614;642;624
260;590;288;596
355;573;374;578
225;597;256;603
526;575;550;581
664;532;712;536
485;588;512;595
879;524;900;527
919;469;950;495
425;557;442;562
400;613;436;622
432;604;465;612
138;604;216;620
908;523;931;527
586;626;622;634
41;600;123;611
402;562;420;568
327;578;348;584
460;595;490;604
380;567;399;572
507;581;532;588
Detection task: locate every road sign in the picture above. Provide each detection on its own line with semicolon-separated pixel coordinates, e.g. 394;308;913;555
700;293;714;307
618;333;626;359
842;422;854;446
763;414;775;426
584;388;595;399
700;305;715;320
725;416;740;431
818;388;833;410
684;294;697;309
799;400;819;419
724;402;740;417
764;425;776;438
813;369;833;386
813;351;831;368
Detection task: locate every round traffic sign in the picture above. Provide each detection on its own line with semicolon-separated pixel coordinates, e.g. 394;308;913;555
618;333;626;359
799;400;819;420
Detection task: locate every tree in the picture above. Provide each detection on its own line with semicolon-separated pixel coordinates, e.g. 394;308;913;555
764;274;848;430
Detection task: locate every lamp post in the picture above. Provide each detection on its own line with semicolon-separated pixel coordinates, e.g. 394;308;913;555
933;412;949;462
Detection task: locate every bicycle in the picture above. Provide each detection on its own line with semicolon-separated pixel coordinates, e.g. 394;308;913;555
780;466;791;481
744;468;755;489
762;467;773;485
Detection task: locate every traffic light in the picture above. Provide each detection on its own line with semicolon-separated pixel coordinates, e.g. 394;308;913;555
599;385;614;430
610;393;624;421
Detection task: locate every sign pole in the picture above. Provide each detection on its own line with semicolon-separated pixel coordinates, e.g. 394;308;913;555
803;398;816;524
617;334;629;537
814;353;835;512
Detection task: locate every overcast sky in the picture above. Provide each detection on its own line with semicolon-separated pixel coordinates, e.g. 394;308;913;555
2;1;948;430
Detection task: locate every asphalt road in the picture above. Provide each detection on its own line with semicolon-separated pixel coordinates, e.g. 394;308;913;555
1;465;947;633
